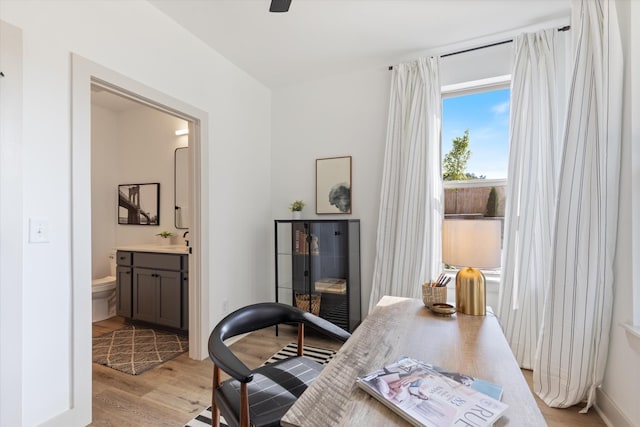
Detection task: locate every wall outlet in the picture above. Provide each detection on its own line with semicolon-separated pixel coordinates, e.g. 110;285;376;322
29;218;49;243
222;299;229;315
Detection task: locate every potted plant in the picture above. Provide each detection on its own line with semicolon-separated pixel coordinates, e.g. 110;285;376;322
155;231;176;245
289;200;305;219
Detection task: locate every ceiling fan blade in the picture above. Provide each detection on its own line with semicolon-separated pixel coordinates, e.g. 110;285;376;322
270;0;292;13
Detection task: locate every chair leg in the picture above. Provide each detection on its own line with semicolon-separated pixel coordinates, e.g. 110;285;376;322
297;323;305;356
211;364;221;427
240;382;250;427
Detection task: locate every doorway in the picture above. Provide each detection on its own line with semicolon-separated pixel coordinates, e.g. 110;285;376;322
72;54;210;422
86;77;205;357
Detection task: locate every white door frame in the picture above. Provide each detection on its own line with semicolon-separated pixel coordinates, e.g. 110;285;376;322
0;19;24;427
71;54;210;423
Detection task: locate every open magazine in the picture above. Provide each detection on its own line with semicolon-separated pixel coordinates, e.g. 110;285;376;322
356;357;508;427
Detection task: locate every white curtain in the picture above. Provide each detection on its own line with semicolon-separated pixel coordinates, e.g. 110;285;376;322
369;58;442;310
534;0;623;410
498;29;568;370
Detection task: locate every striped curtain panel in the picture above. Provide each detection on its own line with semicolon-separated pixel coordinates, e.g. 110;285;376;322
534;0;623;410
497;29;569;370
369;58;442;310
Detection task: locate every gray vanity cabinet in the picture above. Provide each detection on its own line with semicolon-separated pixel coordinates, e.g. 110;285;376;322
116;250;188;331
132;268;182;328
116;251;133;318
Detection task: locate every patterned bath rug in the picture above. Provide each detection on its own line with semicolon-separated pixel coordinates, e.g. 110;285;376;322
93;324;188;375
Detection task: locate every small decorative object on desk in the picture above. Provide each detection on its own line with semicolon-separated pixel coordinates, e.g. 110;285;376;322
295;292;321;316
356;356;508;427
422;282;447;307
429;303;456;316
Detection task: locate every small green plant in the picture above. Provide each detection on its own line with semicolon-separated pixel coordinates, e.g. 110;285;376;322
289;200;305;212
156;231;175;238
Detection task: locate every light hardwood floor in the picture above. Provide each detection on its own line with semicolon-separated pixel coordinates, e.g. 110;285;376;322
91;317;605;426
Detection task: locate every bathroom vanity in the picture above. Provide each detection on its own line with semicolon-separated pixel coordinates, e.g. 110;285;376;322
116;245;189;331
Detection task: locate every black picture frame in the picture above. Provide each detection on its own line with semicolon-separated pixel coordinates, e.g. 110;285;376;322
316;156;352;214
118;183;160;225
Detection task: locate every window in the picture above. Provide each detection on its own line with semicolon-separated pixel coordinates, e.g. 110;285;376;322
441;83;510;278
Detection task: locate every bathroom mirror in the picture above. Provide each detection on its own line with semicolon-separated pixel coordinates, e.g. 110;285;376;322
174;147;189;229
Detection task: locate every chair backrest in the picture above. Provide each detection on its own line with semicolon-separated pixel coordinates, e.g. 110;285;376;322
214;302;307;341
208;302;351;427
208;302;350;383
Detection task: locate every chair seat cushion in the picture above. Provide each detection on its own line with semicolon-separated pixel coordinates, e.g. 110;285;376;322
215;356;324;427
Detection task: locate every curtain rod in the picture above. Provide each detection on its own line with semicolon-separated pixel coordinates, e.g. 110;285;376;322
388;25;571;70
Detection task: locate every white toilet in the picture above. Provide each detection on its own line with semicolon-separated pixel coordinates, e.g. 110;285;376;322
92;251;117;322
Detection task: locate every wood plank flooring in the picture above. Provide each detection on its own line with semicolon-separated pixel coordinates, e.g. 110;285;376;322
91;317;605;426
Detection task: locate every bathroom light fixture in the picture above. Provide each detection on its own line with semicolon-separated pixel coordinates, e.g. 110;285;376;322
175;129;189;136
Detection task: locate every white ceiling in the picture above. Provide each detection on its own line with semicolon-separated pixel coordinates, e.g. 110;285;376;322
148;0;571;89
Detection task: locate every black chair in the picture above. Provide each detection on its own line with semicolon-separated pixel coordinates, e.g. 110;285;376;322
208;302;351;427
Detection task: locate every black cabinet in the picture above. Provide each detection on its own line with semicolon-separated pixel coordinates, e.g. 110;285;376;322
275;220;361;332
116;250;188;331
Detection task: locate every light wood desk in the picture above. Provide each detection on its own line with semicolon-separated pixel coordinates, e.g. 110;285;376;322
282;296;546;426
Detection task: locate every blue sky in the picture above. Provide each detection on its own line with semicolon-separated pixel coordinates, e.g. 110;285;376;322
442;88;510;179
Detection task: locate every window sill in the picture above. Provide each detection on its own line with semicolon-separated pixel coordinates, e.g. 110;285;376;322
621;323;640;353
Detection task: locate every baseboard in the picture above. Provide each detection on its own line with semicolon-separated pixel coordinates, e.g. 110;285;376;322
223;332;248;346
595;387;634;427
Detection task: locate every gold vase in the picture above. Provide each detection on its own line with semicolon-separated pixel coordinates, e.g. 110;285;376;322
455;267;486;316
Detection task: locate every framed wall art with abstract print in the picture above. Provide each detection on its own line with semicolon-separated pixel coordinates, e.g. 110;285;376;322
316;156;352;214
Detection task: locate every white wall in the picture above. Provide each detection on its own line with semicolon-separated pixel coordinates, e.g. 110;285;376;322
91;104;119;278
91;102;189;278
599;1;640;426
114;106;188;246
0;1;271;425
271;67;390;315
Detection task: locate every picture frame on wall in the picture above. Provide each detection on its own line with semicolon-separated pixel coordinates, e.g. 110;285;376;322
316;156;352;214
118;183;160;225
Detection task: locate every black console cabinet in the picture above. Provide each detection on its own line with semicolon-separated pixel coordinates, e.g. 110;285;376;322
274;220;361;332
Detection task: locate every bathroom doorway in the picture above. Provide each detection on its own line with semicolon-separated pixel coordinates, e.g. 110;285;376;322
88;80;204;356
72;54;211;421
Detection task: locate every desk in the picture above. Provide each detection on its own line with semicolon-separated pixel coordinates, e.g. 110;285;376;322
282;296;546;426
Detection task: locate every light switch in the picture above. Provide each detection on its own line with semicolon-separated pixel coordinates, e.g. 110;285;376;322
29;218;49;243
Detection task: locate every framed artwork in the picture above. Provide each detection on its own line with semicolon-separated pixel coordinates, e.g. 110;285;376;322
118;183;160;225
316;156;352;214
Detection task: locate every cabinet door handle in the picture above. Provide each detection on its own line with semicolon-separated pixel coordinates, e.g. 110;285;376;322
125;271;130;275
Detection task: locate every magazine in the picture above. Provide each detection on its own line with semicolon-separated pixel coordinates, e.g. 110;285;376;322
431;365;503;401
356;357;508;427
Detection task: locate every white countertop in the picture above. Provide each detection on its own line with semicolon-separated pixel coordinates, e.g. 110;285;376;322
117;244;189;254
